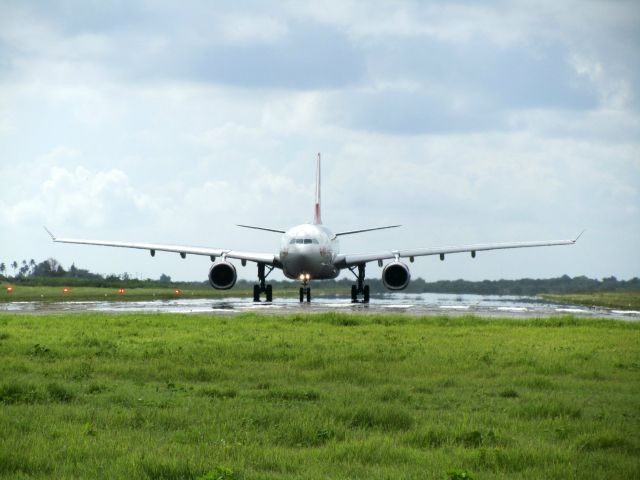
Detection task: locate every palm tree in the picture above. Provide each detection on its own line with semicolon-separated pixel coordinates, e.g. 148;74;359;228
11;261;18;278
19;260;27;278
0;263;6;278
29;259;36;276
19;264;29;277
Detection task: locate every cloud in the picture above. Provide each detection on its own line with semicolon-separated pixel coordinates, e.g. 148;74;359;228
185;22;364;89
0;164;163;228
0;3;365;90
330;89;504;135
288;1;534;46
219;14;289;45
570;54;634;110
261;92;331;133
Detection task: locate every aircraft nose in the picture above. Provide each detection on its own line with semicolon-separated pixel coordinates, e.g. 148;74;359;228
290;243;315;252
286;248;317;272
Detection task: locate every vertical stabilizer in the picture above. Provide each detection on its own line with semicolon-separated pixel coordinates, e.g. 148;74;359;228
314;153;322;224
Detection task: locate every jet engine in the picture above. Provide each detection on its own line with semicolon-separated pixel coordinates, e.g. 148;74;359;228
208;261;237;290
382;261;411;290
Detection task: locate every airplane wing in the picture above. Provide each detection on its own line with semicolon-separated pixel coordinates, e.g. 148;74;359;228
333;234;582;268
44;228;278;266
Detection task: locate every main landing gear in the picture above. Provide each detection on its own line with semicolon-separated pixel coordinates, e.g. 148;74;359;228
253;263;274;302
349;263;370;303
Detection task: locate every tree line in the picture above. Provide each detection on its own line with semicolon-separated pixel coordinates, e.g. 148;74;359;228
0;258;176;288
234;276;639;295
1;258;637;295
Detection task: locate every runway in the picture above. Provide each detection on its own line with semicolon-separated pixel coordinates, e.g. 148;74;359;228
2;292;638;320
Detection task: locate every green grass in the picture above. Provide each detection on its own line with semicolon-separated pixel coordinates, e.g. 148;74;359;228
0;284;328;302
541;291;640;310
0;313;638;479
0;284;248;302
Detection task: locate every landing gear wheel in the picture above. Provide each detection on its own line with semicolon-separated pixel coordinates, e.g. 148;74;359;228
299;286;311;303
254;262;275;303
348;263;370;303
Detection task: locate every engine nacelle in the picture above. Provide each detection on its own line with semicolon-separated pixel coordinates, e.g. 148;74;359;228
382;261;411;290
208;261;237;290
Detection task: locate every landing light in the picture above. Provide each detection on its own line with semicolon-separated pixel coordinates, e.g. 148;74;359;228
299;274;305;281
305;273;311;280
118;288;125;294
63;288;70;294
175;289;182;295
6;286;13;293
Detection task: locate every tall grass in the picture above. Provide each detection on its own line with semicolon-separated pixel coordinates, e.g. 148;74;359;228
541;290;640;310
0;312;638;479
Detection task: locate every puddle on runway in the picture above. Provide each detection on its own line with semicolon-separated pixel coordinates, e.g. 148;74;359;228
1;292;638;320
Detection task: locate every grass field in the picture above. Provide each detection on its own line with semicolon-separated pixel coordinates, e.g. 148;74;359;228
0;313;639;479
540;291;640;311
0;284;323;302
0;284;241;302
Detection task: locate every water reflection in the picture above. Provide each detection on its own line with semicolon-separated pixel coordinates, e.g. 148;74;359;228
0;293;638;320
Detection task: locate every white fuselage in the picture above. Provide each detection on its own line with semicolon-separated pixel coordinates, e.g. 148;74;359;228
280;224;340;280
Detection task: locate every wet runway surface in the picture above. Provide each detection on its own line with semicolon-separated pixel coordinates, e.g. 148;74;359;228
2;293;638;320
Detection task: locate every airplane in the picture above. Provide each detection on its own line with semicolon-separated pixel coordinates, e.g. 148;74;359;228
45;154;581;303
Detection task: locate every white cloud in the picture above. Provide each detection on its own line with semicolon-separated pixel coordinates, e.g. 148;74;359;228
0;164;162;228
288;1;538;46
194;122;276;149
261;92;330;134
570;54;633;110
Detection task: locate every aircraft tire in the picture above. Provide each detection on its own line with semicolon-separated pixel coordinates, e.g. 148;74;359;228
351;285;357;303
266;284;273;302
253;284;260;302
306;287;311;303
299;287;304;303
363;285;370;303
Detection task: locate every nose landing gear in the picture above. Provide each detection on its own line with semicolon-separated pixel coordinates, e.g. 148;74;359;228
299;274;311;303
299;286;311;303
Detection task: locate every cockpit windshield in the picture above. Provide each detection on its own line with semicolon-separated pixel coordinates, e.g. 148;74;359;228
289;238;319;245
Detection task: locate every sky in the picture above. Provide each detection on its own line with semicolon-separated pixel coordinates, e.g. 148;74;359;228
1;0;639;283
